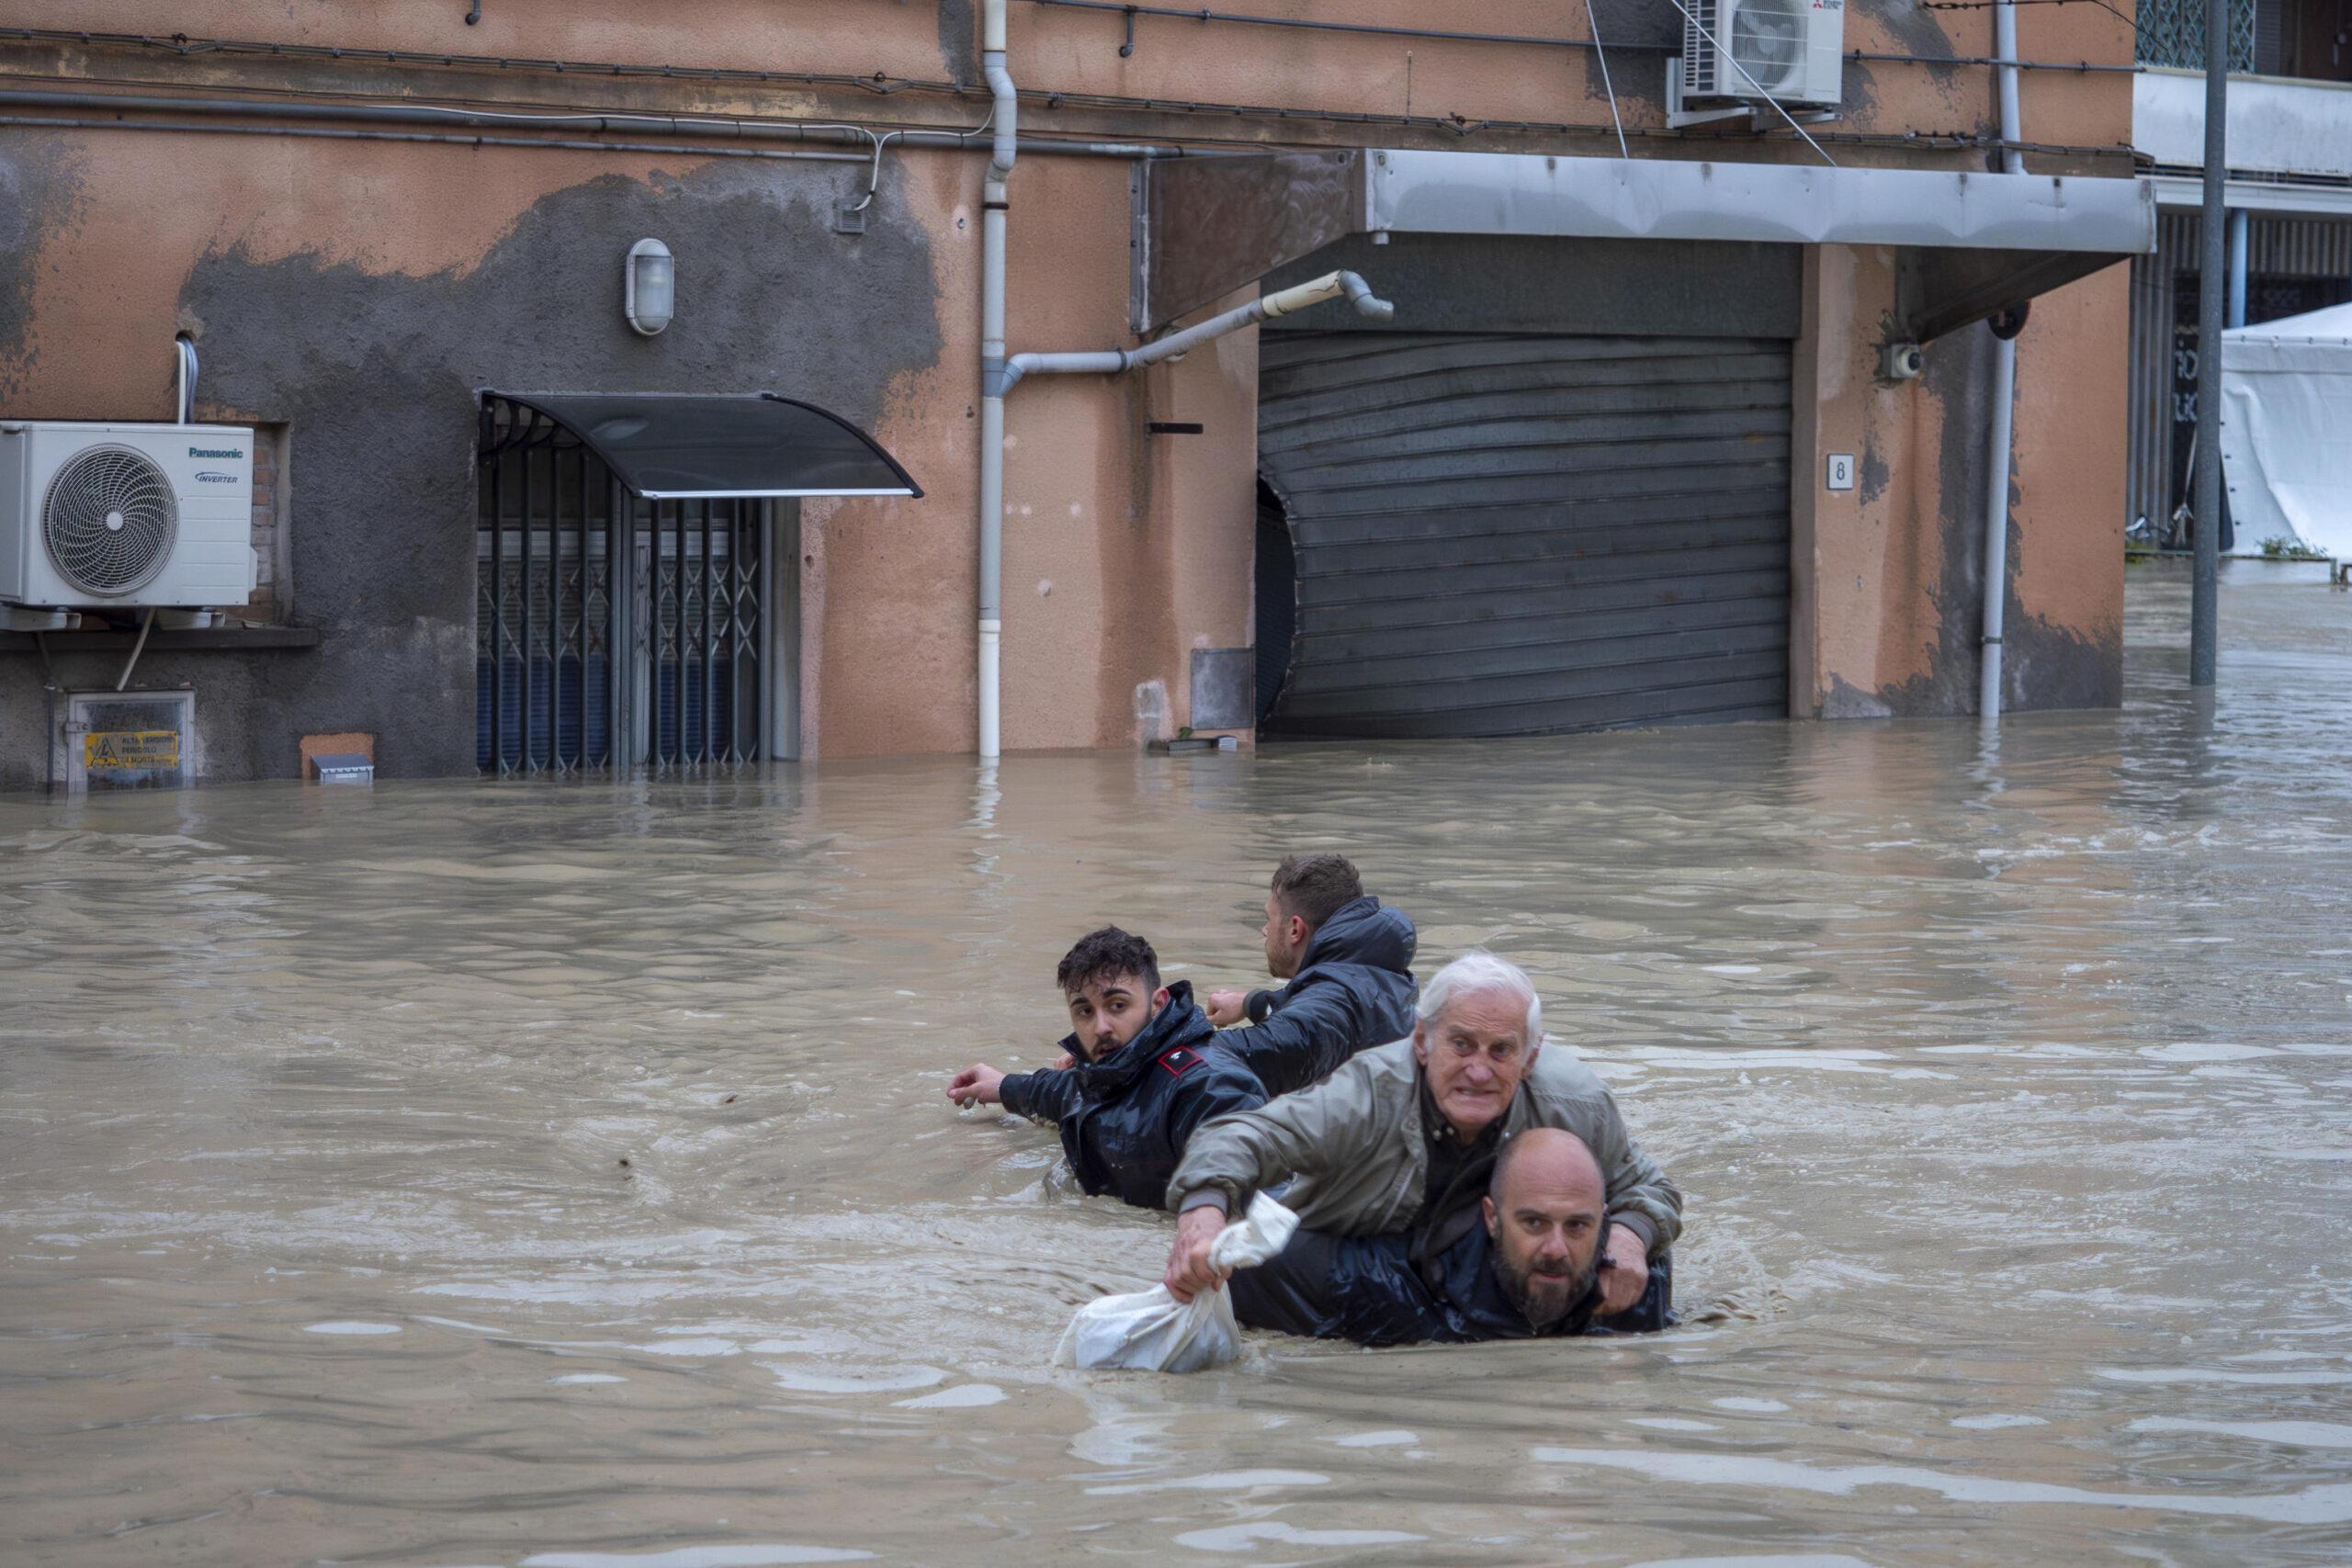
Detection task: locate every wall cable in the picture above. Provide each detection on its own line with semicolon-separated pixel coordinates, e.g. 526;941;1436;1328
1582;0;1631;160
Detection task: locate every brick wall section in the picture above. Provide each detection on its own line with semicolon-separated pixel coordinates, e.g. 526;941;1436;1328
243;423;282;622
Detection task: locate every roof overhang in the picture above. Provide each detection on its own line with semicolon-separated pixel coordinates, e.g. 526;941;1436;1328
1136;150;2155;344
478;391;921;501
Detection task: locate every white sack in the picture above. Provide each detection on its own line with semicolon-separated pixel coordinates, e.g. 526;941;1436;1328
1053;1192;1299;1373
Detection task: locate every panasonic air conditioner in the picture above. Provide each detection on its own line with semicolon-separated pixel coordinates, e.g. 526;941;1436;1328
1679;0;1844;108
0;421;257;612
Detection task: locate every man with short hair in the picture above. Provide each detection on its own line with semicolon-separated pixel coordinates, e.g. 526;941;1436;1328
1162;950;1680;1322
1199;852;1419;1096
1226;1128;1616;1345
947;927;1266;1212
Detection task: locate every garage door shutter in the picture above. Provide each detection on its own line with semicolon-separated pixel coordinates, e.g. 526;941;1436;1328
1257;331;1792;739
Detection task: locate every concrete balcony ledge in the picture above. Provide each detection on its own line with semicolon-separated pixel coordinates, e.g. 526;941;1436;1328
2136;69;2352;181
0;625;322;654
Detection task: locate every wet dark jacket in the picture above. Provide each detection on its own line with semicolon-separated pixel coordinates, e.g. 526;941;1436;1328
996;983;1267;1212
1228;1222;1603;1348
1226;896;1419;1096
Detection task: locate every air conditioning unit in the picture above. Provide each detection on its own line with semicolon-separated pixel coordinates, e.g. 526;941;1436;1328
1679;0;1844;107
0;421;256;612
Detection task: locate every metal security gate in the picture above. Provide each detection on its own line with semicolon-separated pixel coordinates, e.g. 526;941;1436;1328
476;400;766;773
1256;330;1792;739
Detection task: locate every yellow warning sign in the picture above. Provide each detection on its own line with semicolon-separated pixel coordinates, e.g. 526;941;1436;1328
84;729;181;771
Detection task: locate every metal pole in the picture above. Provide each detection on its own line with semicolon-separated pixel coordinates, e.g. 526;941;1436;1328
2190;0;2227;687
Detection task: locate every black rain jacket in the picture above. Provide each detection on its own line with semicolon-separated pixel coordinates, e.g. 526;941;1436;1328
996;982;1267;1212
1228;895;1419;1097
1228;1221;1606;1348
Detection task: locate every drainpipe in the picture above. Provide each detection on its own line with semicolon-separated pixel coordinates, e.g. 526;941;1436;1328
1978;0;2025;723
974;268;1387;750
998;271;1393;395
977;0;1016;759
967;0;1383;756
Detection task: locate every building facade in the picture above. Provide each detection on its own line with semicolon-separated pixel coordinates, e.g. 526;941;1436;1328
2126;47;2352;547
0;1;2143;790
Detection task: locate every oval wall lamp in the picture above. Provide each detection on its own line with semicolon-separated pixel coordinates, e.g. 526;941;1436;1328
625;238;674;336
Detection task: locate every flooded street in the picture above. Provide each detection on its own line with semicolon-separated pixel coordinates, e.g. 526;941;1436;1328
4;559;2350;1566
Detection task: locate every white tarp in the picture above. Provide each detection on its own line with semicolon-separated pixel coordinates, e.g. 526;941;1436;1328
2220;301;2352;560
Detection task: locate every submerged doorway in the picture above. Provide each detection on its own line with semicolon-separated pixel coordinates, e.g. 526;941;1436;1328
474;399;786;774
473;390;919;775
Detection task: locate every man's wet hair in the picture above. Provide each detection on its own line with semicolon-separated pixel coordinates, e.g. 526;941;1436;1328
1419;949;1544;1045
1057;926;1161;998
1270;852;1363;930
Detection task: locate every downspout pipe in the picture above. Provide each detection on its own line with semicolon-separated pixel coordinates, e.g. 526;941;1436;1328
1979;0;2025;723
997;271;1394;395
977;0;1016;759
976;268;1389;754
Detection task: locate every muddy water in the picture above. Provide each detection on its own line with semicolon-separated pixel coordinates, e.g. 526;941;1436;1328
4;560;2350;1567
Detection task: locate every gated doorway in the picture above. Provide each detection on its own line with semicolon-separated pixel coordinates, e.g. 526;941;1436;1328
472;391;920;776
476;401;777;773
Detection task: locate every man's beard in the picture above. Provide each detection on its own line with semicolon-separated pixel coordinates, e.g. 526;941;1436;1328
1495;1247;1600;1330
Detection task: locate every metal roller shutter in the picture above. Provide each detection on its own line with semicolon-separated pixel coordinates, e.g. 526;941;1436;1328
1257;330;1792;739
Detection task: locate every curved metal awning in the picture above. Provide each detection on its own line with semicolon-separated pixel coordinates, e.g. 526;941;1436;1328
479;390;922;500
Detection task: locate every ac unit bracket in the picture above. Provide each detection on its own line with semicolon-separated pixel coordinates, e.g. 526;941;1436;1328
1666;58;1758;130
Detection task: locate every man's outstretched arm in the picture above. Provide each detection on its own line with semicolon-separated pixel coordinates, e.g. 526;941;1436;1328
1209;981;1360;1097
947;1062;1076;1128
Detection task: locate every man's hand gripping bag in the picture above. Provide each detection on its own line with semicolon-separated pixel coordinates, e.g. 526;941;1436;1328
1052;1194;1298;1372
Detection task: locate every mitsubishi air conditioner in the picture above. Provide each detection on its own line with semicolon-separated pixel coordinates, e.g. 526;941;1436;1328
1679;0;1844;109
0;421;256;613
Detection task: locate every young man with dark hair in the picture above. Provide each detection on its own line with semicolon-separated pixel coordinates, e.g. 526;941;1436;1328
946;927;1266;1212
1200;852;1419;1096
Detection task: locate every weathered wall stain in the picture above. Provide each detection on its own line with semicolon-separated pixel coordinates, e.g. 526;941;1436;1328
0;141;86;403
1858;441;1893;507
0;157;944;790
934;0;978;85
1864;0;1964;88
1580;0;1673;113
1866;323;2120;716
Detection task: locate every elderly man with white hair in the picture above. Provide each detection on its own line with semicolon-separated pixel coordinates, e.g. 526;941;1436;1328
1163;950;1679;1324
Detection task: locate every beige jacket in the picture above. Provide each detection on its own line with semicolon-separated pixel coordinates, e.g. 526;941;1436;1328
1166;1037;1682;1254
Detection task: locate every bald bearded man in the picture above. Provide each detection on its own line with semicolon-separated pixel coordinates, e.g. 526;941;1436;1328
1226;1128;1646;1346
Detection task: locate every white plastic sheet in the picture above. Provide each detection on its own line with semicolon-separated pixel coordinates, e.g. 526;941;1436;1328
1053;1193;1299;1373
2220;301;2352;561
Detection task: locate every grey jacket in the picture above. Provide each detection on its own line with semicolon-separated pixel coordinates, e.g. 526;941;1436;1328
1165;1037;1682;1256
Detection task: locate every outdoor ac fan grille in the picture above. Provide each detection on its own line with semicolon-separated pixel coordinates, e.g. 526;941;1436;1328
1730;0;1808;93
41;444;179;597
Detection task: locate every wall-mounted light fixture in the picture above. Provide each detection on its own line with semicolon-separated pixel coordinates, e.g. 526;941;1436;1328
625;238;674;336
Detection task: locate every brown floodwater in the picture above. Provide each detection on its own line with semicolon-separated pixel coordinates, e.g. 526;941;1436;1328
4;559;2350;1567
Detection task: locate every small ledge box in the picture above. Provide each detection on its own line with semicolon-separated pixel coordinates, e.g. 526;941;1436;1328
310;752;374;784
